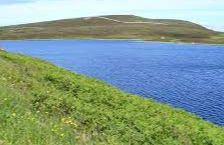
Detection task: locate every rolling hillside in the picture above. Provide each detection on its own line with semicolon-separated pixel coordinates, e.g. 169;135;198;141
1;15;224;44
0;51;224;144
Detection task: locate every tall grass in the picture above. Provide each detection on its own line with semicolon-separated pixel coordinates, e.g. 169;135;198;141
0;51;224;145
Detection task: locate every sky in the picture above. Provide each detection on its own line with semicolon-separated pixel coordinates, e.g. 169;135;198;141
0;0;223;31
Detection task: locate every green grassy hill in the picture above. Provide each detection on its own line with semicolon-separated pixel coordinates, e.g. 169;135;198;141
0;51;224;144
1;15;224;44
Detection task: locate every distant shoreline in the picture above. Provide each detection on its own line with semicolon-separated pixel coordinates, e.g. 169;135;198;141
1;38;224;46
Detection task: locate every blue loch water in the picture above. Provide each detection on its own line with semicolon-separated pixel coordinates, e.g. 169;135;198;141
1;39;224;125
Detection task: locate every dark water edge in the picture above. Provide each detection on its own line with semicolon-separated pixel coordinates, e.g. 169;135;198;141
1;39;224;126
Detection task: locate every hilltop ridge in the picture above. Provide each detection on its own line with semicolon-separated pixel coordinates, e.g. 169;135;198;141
0;15;224;44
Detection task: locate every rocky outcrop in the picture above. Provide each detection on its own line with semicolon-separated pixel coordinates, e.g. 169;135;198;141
0;47;5;51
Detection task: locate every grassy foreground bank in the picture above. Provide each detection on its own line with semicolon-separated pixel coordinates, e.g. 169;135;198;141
0;51;224;145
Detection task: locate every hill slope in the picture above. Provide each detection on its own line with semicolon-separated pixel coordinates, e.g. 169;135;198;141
0;51;224;144
1;15;224;44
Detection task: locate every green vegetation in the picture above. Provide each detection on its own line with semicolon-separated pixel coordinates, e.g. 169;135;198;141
0;51;224;145
1;15;223;44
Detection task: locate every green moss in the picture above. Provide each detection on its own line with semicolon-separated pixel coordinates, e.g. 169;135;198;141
0;51;224;145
